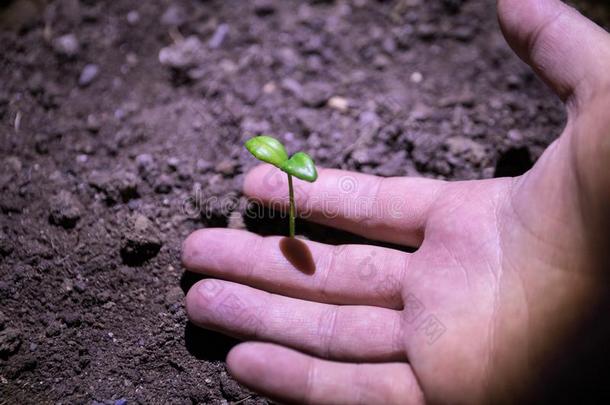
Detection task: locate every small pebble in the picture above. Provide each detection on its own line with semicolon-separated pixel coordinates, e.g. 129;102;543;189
74;280;87;293
160;5;186;26
209;24;229;49
507;129;524;142
196;159;213;173
215;159;237;176
135;154;154;171
167;157;180;171
299;81;333;108
86;114;101;132
154;175;173;194
126;10;140;25
262;82;276;94
159;36;204;70
328;96;349;112
79;64;100;87
53;33;80;57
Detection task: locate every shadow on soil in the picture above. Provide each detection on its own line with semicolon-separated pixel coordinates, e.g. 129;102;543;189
180;271;240;361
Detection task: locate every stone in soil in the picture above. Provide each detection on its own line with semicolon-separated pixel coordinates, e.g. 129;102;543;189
48;191;83;229
294;108;325;134
154;174;173;194
86;114;101;133
160;5;186;26
120;214;163;266
79;64;100;87
410;102;436;121
298;81;333;108
45;322;62;338
53;33;80;57
215;159;238;177
328;96;349;112
61;312;82;327
209;23;230;49
159;36;205;70
89;170;140;204
126;10;140;25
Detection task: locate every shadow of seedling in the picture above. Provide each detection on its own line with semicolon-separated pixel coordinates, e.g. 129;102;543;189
279;237;315;275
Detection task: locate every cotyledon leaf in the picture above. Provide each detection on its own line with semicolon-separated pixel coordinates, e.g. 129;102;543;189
244;135;289;168
281;152;318;182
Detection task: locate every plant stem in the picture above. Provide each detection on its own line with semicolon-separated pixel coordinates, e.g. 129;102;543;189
287;173;295;238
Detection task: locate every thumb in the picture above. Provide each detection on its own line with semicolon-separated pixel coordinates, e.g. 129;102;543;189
497;0;610;107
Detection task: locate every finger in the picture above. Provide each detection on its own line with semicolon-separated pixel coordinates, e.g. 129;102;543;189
185;279;405;362
227;342;424;405
244;165;445;247
497;0;610;106
182;228;407;309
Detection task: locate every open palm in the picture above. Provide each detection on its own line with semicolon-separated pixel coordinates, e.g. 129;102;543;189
183;0;610;403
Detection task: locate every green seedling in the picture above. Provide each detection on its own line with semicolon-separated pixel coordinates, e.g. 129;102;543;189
245;135;318;238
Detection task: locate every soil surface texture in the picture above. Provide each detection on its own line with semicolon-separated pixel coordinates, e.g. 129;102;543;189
0;0;607;404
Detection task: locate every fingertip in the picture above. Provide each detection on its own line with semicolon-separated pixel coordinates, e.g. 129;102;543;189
182;228;239;271
226;342;260;377
497;0;610;104
184;279;204;324
181;229;204;269
184;278;226;326
226;342;278;391
226;343;310;403
184;279;210;324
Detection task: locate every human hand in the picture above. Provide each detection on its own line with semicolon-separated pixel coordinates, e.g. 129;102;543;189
182;0;610;403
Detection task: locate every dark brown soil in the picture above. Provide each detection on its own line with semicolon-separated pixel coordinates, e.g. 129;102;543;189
0;0;606;404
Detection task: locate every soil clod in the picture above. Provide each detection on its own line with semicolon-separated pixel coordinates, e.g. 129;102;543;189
0;328;22;359
48;191;83;229
120;214;163;266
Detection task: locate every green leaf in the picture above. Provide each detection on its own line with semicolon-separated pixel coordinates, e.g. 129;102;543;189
281;152;318;182
245;136;289;168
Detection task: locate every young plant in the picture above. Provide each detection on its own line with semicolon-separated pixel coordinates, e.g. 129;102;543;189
245;135;318;238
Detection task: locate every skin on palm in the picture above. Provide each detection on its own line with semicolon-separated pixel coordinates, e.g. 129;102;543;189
182;0;610;403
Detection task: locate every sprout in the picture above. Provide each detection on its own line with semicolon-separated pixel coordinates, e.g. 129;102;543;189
245;135;318;237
